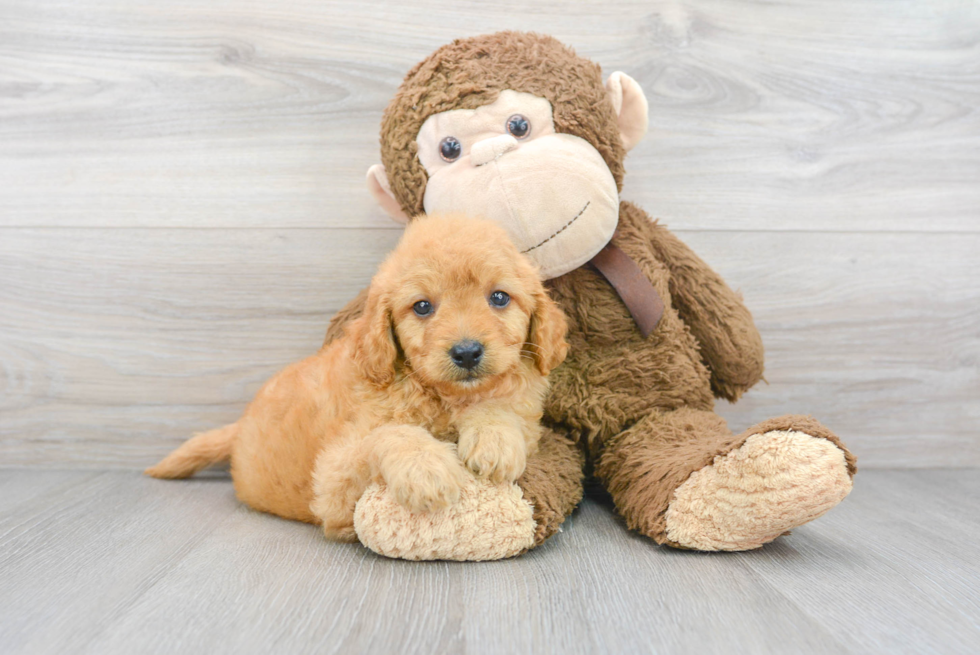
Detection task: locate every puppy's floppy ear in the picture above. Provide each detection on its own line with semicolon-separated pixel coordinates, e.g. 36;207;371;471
350;287;399;386
527;286;569;376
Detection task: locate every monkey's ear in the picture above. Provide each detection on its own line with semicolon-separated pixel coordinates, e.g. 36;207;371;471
605;72;649;152
366;164;410;225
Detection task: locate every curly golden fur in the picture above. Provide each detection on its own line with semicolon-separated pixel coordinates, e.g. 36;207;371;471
146;214;568;541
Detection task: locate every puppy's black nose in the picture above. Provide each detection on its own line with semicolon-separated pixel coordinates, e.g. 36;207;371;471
449;340;484;370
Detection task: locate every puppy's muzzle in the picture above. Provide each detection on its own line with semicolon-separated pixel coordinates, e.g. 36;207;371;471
448;340;484;371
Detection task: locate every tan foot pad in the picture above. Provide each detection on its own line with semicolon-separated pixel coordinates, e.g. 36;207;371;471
665;430;853;551
353;478;536;561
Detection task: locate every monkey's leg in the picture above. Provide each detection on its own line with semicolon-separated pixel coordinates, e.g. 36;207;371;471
517;427;586;548
596;409;856;551
352;426;584;560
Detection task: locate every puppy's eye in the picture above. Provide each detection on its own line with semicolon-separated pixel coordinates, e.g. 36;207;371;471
439;137;462;162
506;114;530;139
413;300;434;317
488;291;510;308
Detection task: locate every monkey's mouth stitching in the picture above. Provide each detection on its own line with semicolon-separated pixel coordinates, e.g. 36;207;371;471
521;201;590;254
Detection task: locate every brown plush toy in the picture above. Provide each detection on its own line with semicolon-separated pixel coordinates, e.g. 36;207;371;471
332;31;857;558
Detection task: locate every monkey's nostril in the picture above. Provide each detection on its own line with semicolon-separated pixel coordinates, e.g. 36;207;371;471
449;340;484;370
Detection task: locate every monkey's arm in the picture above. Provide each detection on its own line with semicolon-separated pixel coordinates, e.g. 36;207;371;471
323;287;369;348
629;203;765;401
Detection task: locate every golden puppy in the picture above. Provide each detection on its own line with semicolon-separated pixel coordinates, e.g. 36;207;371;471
146;214;568;540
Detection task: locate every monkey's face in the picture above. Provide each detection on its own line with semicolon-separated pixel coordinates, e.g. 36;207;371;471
414;91;620;280
366;57;649;280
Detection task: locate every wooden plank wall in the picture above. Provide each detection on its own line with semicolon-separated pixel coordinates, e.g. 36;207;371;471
1;0;978;468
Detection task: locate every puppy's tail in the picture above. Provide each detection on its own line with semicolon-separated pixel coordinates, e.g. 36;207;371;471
145;423;237;479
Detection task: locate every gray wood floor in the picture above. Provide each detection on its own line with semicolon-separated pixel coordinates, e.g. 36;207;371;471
0;469;977;655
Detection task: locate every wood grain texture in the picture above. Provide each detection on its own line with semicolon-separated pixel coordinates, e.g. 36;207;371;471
0;0;978;231
0;469;95;515
1;228;978;468
1;0;979;468
0;471;238;654
737;469;980;654
0;469;976;654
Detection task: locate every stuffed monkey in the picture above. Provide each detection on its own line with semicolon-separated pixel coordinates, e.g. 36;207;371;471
330;32;857;557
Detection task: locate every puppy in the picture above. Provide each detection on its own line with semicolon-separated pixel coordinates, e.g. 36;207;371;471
146;214;568;540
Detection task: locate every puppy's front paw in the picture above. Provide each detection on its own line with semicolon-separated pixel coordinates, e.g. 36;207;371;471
385;444;468;514
458;425;527;483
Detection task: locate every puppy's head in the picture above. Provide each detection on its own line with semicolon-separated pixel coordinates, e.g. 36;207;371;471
352;214;568;393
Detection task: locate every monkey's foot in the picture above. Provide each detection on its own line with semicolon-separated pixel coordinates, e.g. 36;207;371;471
663;430;853;551
353;477;535;561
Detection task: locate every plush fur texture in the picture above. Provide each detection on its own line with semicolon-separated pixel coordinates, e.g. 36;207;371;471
545;204;854;549
664;429;853;551
148;214;569;545
379;31;627;218
332;32;856;554
355;477;536;561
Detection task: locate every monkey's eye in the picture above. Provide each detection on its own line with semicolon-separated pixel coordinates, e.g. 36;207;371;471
439;137;462;162
505;114;530;139
413;300;434;317
488;291;510;308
